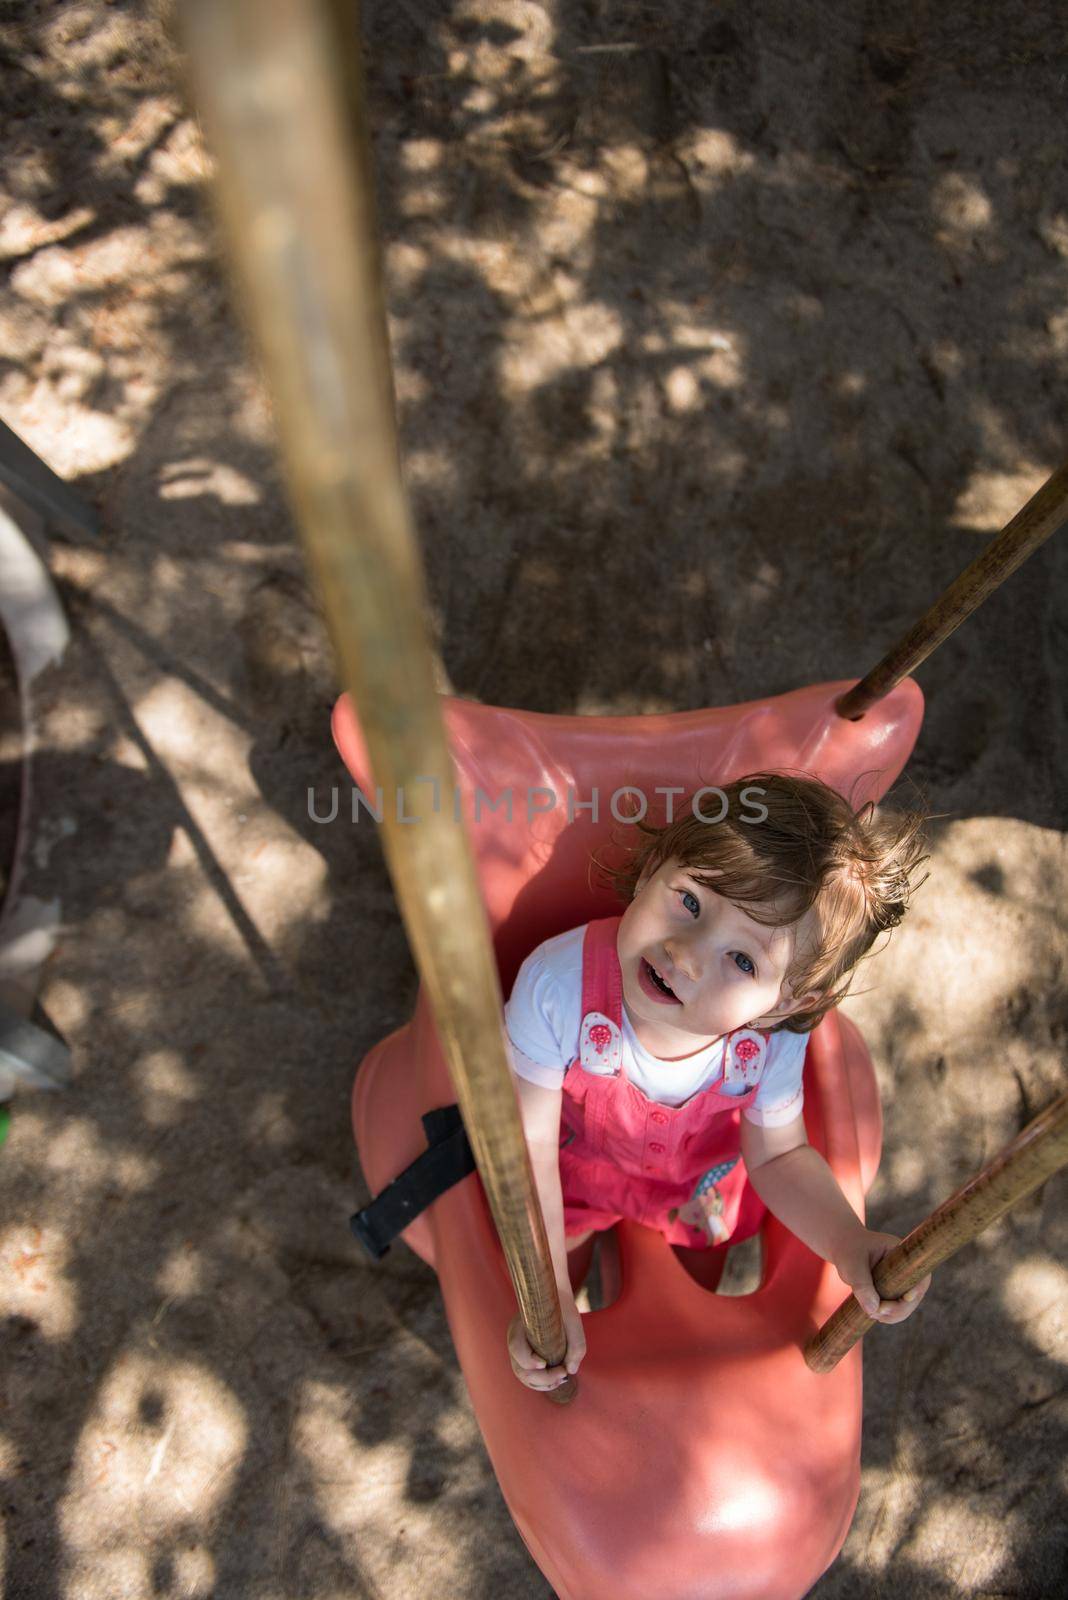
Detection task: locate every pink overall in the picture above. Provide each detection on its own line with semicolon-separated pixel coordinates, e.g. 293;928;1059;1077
558;916;770;1251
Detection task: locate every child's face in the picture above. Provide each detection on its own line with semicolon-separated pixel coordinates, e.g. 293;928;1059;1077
616;854;815;1052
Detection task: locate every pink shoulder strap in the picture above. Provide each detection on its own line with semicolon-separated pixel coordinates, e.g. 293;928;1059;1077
580;916;624;1025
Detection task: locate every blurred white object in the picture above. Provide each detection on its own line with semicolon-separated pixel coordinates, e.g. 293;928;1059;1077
0;499;72;1096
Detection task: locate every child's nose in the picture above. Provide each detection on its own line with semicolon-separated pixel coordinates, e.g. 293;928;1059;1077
665;940;699;981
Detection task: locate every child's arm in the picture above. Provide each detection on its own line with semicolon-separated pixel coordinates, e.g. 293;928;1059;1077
506;1075;588;1390
740;1115;931;1322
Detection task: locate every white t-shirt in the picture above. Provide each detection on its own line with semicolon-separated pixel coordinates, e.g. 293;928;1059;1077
504;924;807;1126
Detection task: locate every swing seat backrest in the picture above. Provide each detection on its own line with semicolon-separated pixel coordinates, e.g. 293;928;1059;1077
333;677;922;1600
333;676;923;996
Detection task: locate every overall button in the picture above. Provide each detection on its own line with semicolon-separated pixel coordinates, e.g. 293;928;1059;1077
648;1141;665;1153
651;1111;668;1125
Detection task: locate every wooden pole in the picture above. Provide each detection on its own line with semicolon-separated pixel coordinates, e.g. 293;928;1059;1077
836;463;1068;720
182;0;577;1403
805;1088;1068;1374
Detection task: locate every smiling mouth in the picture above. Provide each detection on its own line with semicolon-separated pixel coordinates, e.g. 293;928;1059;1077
643;958;678;1000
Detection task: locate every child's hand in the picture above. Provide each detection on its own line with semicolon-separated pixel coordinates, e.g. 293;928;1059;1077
507;1293;587;1392
834;1228;932;1324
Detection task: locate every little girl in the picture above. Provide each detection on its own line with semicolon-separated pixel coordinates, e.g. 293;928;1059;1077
504;771;933;1392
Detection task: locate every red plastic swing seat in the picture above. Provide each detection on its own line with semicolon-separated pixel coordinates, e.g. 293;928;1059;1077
333;677;923;1600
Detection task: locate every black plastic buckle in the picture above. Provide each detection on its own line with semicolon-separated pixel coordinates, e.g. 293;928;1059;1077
349;1103;476;1260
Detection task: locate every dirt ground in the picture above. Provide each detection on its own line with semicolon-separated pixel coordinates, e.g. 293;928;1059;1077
1;1;1066;1596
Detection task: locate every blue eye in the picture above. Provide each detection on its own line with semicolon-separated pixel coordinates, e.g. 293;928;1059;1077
679;890;700;917
732;953;756;976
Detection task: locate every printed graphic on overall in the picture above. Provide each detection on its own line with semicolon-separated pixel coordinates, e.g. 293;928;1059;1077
722;1029;767;1090
669;1156;741;1246
579;1011;622;1074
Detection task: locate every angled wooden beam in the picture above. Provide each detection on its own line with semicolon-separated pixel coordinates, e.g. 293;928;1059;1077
837;462;1068;719
182;0;578;1402
806;1087;1068;1373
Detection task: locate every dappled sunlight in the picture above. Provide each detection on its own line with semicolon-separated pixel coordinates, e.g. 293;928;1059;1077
499;296;624;394
74;1358;247;1501
60;1354;246;1593
895;885;1031;1036
405;446;463;494
230;834;330;939
599;140;652;199
402;223;543;298
2;182;211;475
398;182;450;220
393;362;433;407
648;328;744;396
902;1494;1025;1588
932;171;994;238
294;1375;379;1495
159;458;262;506
400;139;444;176
964;396;1039;476
165;832;199;873
844;815;1067;1073
836;371;867;397
294;1368;497;1594
1035;210;1068;261
39;1119;160;1194
245;1089;300;1152
36;3;135;71
643;317;740;359
0;380;133;476
213;537;302;565
951;462;1052;531
744;559;782;605
63;1547;159;1600
135;1049;201;1130
155;1241;209;1301
131;116;210;208
881;1141;928;1200
181;874;275;963
0;51;215;486
163;821;330;958
1002;1256;1068;1360
64;1543;216;1600
0;1221;78;1340
446;1;554;76
99;94;177;167
135;677;251;767
849;1446;925;1574
681;126;757;178
0;202;96;260
386;237;433;299
662;363;701;413
11;214;206;310
106;731;149;772
573;688;679;716
38;974;91;1031
226;367;275;449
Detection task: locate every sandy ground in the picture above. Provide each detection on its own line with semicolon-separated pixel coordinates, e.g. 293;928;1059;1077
0;1;1066;1596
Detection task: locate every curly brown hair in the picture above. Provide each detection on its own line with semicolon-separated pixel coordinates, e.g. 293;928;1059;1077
593;771;930;1033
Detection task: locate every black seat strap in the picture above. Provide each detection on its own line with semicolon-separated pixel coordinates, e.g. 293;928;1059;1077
349;1104;475;1260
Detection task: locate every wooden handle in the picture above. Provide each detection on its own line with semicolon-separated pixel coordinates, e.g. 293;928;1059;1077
837;462;1068;719
182;0;572;1396
805;1088;1068;1373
